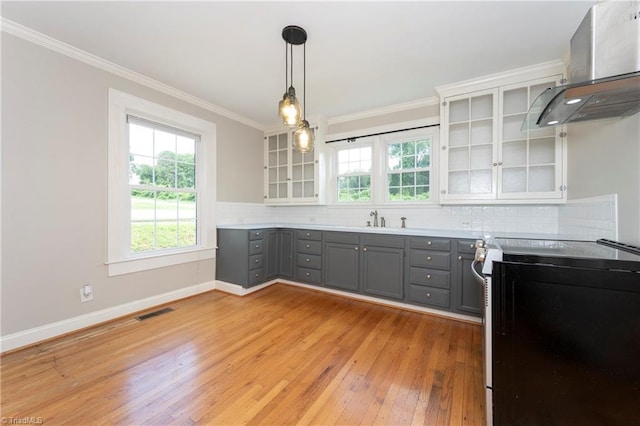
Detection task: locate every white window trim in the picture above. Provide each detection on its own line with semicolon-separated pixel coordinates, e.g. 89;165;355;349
107;89;216;276
327;119;439;206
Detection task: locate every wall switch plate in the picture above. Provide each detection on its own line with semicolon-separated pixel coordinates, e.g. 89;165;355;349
81;284;94;302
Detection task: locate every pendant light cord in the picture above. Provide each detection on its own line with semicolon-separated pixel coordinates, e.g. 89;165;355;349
284;39;288;91
303;42;306;119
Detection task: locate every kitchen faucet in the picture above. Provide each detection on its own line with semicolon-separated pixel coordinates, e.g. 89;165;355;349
370;210;378;227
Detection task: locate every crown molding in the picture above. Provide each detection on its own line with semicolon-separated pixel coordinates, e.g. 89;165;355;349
328;96;440;126
435;60;566;97
1;18;265;131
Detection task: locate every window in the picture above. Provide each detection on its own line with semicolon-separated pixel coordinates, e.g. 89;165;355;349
108;89;216;276
128;116;198;253
386;137;431;201
328;122;438;205
336;146;372;202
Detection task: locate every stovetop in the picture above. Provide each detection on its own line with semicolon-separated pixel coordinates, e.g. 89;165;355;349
492;238;640;272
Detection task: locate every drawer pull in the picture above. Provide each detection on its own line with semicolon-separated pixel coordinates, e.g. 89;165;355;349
255;273;260;277
306;258;310;262
458;255;462;261
255;232;261;237
427;241;432;246
470;243;475;248
426;256;432;261
426;292;432;298
355;247;359;251
427;274;431;280
363;247;368;252
306;272;310;277
255;244;260;248
255;259;260;263
306;244;311;248
306;232;310;237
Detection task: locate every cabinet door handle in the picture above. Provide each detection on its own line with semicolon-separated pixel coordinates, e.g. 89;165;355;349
255;244;260;248
426;292;432;298
458;255;462;261
306;233;310;237
255;232;261;237
426;256;432;261
427;274;431;280
255;259;260;263
355;247;359;251
255;273;260;277
306;272;310;277
427;241;432;246
470;243;475;248
306;258;310;262
306;244;311;248
363;247;368;252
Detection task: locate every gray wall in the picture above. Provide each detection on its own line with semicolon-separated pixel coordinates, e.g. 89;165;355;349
328;103;439;135
1;33;263;335
566;114;640;245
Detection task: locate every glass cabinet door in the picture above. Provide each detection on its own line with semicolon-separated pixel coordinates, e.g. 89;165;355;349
443;88;498;200
499;76;564;199
266;132;289;201
291;149;315;199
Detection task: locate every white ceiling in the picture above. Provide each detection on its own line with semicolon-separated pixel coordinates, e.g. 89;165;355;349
1;1;598;128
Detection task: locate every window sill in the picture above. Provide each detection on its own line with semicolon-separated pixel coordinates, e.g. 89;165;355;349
107;247;216;276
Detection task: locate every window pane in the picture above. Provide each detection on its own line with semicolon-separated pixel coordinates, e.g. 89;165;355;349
178;195;197;219
416;171;429;186
176;135;195;156
129;123;154;156
404;141;416;155
176;161;195;189
388;173;400;186
155;221;179;249
416;186;430;200
154;129;176;155
402;172;415;186
131;222;155;253
402;155;415;169
178;220;197;247
155;155;177;187
130;155;154;185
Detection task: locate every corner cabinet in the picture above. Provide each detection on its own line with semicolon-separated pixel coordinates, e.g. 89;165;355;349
263;120;327;205
438;68;567;204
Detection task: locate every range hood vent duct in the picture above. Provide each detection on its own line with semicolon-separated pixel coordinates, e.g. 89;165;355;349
523;1;640;130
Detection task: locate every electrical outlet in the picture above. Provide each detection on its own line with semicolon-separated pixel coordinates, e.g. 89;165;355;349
80;284;94;302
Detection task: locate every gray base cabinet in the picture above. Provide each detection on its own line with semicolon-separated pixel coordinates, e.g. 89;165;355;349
216;227;481;318
294;229;323;284
323;232;360;291
454;240;483;315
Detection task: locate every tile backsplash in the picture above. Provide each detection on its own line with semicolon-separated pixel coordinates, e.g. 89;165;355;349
217;194;617;240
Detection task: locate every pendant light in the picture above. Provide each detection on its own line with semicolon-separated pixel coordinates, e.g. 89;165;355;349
278;26;304;127
277;25;315;153
292;39;315;153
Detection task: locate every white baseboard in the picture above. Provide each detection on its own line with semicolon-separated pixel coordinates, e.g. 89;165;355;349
214;279;277;296
0;280;216;353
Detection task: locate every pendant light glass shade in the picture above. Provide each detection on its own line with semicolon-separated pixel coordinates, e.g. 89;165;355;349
293;120;315;153
278;87;302;126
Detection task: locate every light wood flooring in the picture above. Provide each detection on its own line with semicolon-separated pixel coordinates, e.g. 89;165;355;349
1;284;485;425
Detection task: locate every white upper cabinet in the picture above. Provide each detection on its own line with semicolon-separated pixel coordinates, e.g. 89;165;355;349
264;120;327;205
438;63;567;204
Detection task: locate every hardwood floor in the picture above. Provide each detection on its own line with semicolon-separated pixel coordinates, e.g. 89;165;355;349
1;284;485;425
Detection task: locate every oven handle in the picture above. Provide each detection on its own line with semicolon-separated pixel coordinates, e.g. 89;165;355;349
471;260;485;284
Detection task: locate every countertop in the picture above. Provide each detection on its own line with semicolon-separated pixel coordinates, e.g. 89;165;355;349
217;223;569;241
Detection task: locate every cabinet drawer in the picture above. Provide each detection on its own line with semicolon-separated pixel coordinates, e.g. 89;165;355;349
409;237;450;251
409;268;450;289
249;230;266;241
297;239;322;255
296;267;322;284
249;241;264;255
249;254;263;268
408;285;450;308
248;268;265;285
457;240;477;254
296;229;322;241
361;234;405;249
410;250;450;270
324;231;359;244
296;253;321;270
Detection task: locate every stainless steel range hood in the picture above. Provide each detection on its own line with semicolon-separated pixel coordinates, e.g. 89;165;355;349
522;1;640;130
